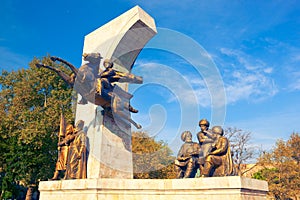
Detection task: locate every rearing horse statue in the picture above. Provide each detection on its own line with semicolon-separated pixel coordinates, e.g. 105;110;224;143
36;53;143;129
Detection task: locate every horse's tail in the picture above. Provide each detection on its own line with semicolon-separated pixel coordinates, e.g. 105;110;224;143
51;56;78;74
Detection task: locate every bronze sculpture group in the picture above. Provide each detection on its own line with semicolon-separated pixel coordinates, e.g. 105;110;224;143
38;52;234;180
175;119;235;178
50;120;87;180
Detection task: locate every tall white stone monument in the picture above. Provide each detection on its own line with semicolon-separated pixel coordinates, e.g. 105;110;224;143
75;5;157;179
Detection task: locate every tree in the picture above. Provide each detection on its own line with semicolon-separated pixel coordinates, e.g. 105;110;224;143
254;133;300;200
224;127;255;176
132;131;177;179
0;56;74;199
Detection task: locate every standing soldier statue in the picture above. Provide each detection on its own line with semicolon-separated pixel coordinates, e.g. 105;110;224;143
50;113;75;180
64;120;87;179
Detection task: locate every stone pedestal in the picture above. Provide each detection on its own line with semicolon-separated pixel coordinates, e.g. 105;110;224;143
75;5;157;179
39;177;268;200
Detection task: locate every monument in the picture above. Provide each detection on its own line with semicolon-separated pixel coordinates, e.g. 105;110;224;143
77;5;157;179
38;5;269;200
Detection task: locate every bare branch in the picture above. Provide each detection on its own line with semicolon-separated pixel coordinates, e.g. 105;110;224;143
224;127;255;176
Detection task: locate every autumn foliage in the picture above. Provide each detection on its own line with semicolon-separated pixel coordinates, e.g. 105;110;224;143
132;131;177;179
254;133;300;199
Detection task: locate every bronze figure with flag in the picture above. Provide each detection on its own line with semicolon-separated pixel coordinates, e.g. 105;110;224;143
49;112;75;180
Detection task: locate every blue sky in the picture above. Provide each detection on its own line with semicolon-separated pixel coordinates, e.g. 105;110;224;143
1;0;300;155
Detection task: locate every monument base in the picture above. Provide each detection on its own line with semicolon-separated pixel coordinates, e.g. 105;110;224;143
39;176;268;200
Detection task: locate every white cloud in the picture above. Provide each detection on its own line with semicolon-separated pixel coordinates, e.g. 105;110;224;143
220;48;269;71
134;46;280;108
133;62;200;104
226;71;277;103
252;38;300;92
292;54;300;62
133;61;223;108
218;48;278;104
287;71;300;91
263;67;273;74
282;50;300;91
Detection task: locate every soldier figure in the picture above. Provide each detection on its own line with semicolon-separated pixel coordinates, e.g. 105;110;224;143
97;59;140;113
50;124;74;180
197;119;217;158
175;131;201;178
64;120;87;179
201;126;235;177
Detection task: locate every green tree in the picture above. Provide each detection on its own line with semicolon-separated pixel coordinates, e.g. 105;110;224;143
132;131;177;179
0;56;74;199
253;133;300;200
